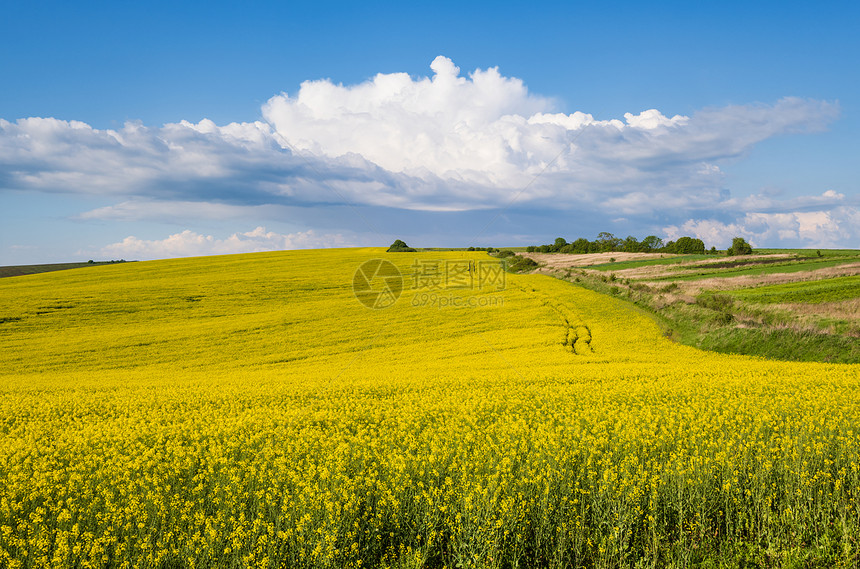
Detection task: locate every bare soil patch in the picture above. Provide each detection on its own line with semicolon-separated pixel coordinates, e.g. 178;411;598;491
524;252;670;270
607;254;798;280
663;262;860;296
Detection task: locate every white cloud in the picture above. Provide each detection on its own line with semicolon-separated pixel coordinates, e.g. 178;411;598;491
76;200;281;221
1;57;840;214
94;227;351;260
665;206;860;249
719;189;847;214
263;55;553;184
263;61;837;212
1;55;851;248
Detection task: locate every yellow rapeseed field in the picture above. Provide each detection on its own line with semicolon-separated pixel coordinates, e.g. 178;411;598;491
1;248;858;568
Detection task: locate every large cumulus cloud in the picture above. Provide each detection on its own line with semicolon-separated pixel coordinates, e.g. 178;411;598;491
2;55;856;254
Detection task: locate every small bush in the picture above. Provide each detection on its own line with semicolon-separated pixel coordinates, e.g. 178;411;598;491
505;255;539;273
387;239;416;252
714;311;734;325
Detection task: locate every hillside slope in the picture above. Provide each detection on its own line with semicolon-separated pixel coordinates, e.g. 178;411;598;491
1;249;859;567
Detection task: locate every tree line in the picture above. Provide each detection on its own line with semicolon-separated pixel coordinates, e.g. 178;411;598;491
526;233;753;256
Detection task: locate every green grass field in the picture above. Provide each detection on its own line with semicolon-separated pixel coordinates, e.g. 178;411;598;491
727;275;860;304
660;256;860;281
755;248;860;257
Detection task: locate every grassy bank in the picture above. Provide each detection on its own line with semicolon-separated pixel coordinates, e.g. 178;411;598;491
530;250;860;364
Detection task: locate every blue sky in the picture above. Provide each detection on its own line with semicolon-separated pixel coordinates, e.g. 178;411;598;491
2;0;859;263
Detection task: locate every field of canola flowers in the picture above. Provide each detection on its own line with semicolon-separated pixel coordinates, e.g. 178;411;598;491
1;248;859;568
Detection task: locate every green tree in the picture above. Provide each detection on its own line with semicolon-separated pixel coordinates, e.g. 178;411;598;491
641;235;663;251
662;237;705;254
387;239;416;252
673;236;705;254
726;237;752;256
595;232;621;252
622;235;640;253
570;238;592;254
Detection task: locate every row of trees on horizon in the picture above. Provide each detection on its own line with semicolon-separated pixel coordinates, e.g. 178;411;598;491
526;233;753;256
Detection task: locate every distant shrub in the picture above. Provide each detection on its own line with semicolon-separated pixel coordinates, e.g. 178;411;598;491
505;255;539;273
387;239;416;252
726;237;752;256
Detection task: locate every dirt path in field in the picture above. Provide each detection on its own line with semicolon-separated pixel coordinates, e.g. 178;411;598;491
612;254;799;280
511;281;594;354
525;252;669;270
658;262;860;296
528;252;860;288
526;252;803;278
531;252;860;321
